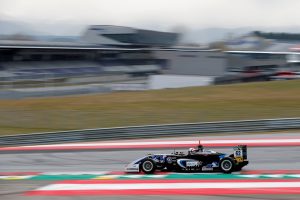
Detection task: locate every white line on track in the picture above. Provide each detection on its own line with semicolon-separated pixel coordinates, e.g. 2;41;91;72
36;182;300;191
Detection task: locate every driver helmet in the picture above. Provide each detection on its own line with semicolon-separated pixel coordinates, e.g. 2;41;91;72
189;147;196;153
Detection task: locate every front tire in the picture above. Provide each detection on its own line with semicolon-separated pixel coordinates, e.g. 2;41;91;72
141;159;156;174
220;157;235;174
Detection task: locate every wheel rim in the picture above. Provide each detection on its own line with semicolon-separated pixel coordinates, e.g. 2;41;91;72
143;161;153;172
222;160;232;171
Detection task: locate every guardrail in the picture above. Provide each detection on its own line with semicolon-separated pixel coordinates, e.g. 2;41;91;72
0;118;300;147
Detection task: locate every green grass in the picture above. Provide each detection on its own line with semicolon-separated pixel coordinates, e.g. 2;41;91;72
0;80;300;136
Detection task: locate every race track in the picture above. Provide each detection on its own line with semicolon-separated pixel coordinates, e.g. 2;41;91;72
1;147;300;172
1;135;300;200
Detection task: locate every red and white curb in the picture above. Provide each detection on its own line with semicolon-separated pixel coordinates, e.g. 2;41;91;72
2;138;300;152
26;179;300;196
4;170;300;181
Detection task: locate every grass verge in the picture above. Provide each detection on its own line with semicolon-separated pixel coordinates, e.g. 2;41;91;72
0;80;299;135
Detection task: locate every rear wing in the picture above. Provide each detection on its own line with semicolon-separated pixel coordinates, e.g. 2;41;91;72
233;145;247;161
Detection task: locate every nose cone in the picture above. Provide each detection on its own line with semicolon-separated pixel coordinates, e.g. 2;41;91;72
125;163;140;173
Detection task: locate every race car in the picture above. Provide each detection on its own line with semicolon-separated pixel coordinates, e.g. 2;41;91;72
125;144;248;174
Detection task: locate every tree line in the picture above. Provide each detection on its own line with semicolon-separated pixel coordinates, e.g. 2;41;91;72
253;31;300;41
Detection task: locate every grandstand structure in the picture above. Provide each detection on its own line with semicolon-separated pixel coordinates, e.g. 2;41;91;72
218;32;300;82
0;25;300;91
0;25;180;86
221;44;300;82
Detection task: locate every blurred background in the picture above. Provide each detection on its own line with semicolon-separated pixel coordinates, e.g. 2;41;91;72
0;0;299;135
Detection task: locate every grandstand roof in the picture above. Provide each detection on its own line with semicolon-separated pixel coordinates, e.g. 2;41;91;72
0;39;130;50
82;25;179;47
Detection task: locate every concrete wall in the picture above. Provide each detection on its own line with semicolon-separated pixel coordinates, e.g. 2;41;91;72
154;50;227;76
148;75;214;89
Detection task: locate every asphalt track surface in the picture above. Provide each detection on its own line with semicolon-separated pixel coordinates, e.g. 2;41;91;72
1;147;300;172
1;146;300;200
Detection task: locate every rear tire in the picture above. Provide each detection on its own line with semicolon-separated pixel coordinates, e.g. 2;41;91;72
220;157;235;174
141;159;156;174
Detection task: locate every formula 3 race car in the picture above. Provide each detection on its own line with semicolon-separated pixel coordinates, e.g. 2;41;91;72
125;144;248;174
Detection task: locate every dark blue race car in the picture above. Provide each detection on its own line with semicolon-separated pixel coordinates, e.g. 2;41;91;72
125;144;248;174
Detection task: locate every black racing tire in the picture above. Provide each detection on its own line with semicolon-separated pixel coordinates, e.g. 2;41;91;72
141;159;156;174
219;157;235;174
